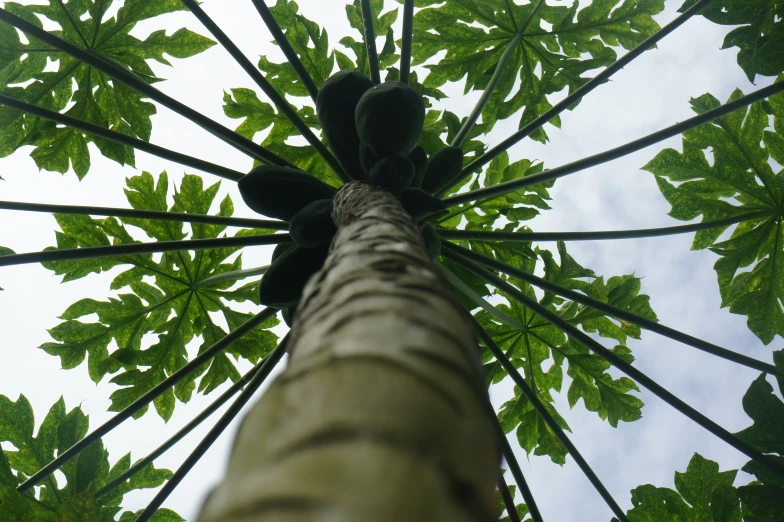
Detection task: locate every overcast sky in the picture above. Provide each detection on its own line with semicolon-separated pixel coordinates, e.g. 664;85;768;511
0;1;780;521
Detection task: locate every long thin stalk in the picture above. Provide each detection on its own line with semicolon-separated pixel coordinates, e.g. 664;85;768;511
400;0;415;84
0;94;245;182
495;419;544;522
17;308;278;493
451;251;784;478
498;473;523;522
180;0;348;182
454;0;713;184
438;209;782;242
95;359;267;499
0;8;294;168
443;241;781;376
0;200;288;230
134;338;288;522
0;234;291;268
478;322;628;522
360;0;381;84
249;0;319;101
439;263;527;331
445;81;784;208
192;264;270;289
450;33;524;150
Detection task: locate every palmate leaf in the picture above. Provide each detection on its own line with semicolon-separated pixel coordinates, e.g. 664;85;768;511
618;356;784;522
0;395;180;522
679;0;784;83
406;0;664;142
38;172;279;421
439;151;552;229
0;0;215;178
643;85;784;345
618;453;740;522
337;0;400;77
477;241;655;463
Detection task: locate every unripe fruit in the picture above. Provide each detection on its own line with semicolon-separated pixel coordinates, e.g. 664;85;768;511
238;166;336;221
355;81;425;161
316;71;375;181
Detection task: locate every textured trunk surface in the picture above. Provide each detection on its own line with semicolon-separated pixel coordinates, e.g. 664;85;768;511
198;182;499;522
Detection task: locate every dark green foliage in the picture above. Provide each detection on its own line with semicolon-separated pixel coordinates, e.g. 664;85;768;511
271;243;294;263
422;225;441;261
238;165;336;221
644;87;784;345
400;188;446;221
355;81;425;159
680;0;783;82
258;244;330;308
619;360;784;521
316;71;375;180
0;395;181;521
38;173;280;420
420;146;464;195
0;0;216;178
408;145;428;188
289;199;337;248
368;154;415;195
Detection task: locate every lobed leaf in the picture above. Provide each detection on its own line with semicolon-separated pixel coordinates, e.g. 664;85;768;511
0;0;215;178
644;84;784;345
39;172;279;420
0;395;178;521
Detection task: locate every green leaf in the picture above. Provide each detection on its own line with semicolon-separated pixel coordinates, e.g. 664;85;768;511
625;453;739;522
735;373;784;456
340;0;400;77
222;88;341;188
643;86;784;344
472;241;651;460
0;395;177;521
0;1;215;178
737;484;784;522
39;172;279;420
680;0;784;82
258;0;335;96
407;0;664;141
438;151;552;229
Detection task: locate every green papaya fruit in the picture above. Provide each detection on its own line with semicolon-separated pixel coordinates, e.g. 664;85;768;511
400;188;446;221
355;81;425;159
420;147;464;196
238;166;336;221
316;71;375;181
408;146;428;188
368;154;415;195
282;304;297;327
271;243;293;263
360;143;381;174
289;199;337;248
422;225;441;261
258;244;330;308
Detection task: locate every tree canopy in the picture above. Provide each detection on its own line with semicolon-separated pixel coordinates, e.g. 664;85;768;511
0;0;783;520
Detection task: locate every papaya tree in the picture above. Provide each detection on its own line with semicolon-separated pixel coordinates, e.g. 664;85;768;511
0;0;783;521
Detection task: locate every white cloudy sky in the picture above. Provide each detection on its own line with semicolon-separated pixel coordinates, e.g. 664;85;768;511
0;0;780;520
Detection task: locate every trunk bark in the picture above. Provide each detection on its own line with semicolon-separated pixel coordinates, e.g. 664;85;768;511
197;182;500;522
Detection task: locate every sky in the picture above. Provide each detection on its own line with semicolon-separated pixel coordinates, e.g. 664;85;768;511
0;0;780;521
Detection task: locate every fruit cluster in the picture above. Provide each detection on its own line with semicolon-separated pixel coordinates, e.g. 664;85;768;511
238;71;467;324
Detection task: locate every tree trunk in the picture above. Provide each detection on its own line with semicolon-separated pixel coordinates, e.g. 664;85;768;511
197;182;500;522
